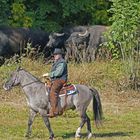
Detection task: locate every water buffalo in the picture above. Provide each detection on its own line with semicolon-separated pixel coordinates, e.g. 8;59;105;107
46;26;89;62
65;30;90;62
46;25;109;62
0;26;50;65
65;25;109;62
46;26;87;50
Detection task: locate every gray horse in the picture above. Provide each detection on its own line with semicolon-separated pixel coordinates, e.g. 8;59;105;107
3;67;103;140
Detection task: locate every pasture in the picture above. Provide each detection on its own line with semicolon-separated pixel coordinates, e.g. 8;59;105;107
0;58;140;140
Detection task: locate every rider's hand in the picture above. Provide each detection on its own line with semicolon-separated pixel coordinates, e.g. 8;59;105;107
43;73;49;77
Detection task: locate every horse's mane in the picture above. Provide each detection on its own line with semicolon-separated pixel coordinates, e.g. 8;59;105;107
19;68;44;84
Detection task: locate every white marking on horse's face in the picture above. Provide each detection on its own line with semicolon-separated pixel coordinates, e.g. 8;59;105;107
3;84;9;90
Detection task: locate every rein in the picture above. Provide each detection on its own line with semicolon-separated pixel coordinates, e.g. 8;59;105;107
21;80;41;88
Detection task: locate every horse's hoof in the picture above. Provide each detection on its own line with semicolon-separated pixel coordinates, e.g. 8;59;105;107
87;133;92;139
24;131;32;138
24;133;31;138
75;134;81;140
49;135;54;140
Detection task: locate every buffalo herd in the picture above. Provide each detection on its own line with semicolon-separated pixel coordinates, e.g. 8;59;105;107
0;25;109;65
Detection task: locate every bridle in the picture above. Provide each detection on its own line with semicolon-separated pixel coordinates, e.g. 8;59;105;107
11;69;43;89
21;80;41;88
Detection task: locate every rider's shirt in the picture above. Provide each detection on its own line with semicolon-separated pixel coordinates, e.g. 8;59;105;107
49;58;68;81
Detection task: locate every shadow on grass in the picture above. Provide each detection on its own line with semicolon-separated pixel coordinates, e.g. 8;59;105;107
94;131;133;137
62;131;133;139
62;132;75;139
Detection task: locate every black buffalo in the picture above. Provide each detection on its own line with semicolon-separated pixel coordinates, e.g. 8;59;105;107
46;26;88;62
46;25;109;62
65;25;109;62
65;30;90;62
46;26;87;50
0;26;50;65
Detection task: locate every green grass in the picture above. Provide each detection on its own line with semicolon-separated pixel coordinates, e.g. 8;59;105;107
0;58;140;139
0;104;139;140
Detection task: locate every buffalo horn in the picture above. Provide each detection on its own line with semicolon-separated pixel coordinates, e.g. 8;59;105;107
78;30;88;36
55;33;65;36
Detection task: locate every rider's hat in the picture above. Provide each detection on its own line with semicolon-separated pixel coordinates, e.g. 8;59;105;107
53;48;64;55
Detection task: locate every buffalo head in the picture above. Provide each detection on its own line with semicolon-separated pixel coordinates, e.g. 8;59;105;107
65;30;90;46
46;32;65;48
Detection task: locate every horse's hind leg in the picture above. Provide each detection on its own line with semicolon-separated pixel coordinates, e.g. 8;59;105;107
42;116;54;140
75;109;87;138
86;114;92;139
75;111;92;139
25;109;37;137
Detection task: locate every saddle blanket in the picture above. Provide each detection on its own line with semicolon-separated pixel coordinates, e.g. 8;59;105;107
59;84;77;97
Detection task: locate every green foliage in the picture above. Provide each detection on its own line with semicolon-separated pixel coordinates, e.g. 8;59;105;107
107;0;140;59
89;0;111;25
59;0;110;26
9;1;33;27
0;0;10;25
106;0;140;90
30;1;59;31
0;0;111;30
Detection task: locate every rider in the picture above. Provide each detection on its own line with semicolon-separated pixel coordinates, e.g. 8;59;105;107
43;48;68;117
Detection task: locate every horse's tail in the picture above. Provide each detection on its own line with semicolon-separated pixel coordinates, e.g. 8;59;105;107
90;87;103;127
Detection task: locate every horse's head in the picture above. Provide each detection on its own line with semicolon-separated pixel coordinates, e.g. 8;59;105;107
3;67;21;91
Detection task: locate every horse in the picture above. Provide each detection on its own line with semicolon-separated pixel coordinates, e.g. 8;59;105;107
3;67;103;140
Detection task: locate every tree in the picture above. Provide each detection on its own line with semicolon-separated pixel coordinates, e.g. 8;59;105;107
107;0;140;90
9;1;32;27
0;0;11;25
0;0;111;31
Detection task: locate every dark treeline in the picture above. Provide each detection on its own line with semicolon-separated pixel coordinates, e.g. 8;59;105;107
0;0;111;31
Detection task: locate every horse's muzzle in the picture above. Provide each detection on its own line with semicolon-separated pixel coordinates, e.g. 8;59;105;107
3;84;11;91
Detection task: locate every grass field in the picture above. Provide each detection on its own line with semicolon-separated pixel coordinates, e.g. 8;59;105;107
0;58;140;140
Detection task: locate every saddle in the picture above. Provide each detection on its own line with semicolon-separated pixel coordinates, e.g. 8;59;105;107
59;83;77;96
44;78;77;96
44;78;77;115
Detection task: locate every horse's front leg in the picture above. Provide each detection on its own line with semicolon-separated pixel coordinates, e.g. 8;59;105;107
25;109;37;137
39;109;54;140
42;116;54;140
